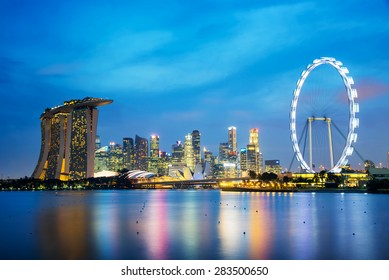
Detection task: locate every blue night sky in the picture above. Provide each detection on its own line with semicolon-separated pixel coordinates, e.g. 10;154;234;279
1;0;389;178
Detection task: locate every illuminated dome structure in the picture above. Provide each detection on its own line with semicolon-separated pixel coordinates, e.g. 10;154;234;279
124;170;157;179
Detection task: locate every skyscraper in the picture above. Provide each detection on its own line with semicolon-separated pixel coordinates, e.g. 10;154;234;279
149;135;160;173
249;128;258;146
184;133;195;171
192;130;201;165
149;135;160;159
219;142;229;163
95;135;101;150
249;128;263;174
94;146;109;173
228;126;237;153
172;140;184;165
32;97;112;181
204;147;215;178
123;137;134;170
246;144;257;174
157;151;170;176
240;148;247;176
107;142;123;172
134;135;148;171
265;160;282;174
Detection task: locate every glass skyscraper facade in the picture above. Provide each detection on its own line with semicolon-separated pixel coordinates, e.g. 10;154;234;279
149;135;160;173
123;137;134;170
150;135;160;159
172;141;184;165
228;126;237;153
192;130;201;165
184;133;195;171
135;135;148;171
248;128;263;174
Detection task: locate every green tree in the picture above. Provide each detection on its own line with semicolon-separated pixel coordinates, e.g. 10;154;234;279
248;170;257;179
261;172;278;181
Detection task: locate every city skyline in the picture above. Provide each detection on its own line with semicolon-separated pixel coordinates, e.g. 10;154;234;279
1;0;389;178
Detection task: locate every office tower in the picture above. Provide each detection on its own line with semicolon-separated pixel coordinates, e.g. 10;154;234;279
249;128;263;174
204;147;215;178
95;135;101;150
94;146;109;173
134;135;148;171
219;142;229;163
265;160;283;174
149;135;160;173
228;126;237;153
150;135;159;159
172;141;184;165
192;130;201;165
157;151;170;176
213;164;225;179
240;148;247;176
246;144;257;174
249;128;258;146
32;97;112;181
184;133;195;171
123;137;134;170
223;163;236;178
107;142;123;172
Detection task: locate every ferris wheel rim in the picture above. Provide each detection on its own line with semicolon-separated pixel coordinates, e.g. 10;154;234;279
290;57;359;173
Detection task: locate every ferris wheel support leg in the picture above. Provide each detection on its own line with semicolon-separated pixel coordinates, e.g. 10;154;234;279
327;118;334;169
308;118;313;171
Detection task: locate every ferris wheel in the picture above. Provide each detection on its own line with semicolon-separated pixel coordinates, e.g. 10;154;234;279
290;57;359;173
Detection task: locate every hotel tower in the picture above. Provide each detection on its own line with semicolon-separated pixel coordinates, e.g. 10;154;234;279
32;97;112;181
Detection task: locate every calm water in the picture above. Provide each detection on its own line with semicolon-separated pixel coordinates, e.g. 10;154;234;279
0;190;388;260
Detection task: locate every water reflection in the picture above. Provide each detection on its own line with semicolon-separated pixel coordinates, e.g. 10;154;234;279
0;190;388;260
247;193;271;259
144;190;169;259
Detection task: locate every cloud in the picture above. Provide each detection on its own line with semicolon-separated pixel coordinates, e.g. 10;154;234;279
357;79;389;101
38;63;81;76
37;2;315;93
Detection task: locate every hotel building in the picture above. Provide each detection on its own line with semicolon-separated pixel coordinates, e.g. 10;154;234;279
32;97;112;180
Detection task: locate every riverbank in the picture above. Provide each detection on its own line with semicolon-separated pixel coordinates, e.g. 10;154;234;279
220;187;389;194
2;186;389;194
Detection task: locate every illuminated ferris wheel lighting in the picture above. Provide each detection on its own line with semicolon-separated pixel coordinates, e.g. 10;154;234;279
290;57;359;173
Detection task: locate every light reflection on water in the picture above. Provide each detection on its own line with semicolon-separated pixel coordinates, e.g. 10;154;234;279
0;190;388;260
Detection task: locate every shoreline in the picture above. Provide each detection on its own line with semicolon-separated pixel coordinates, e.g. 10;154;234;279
1;186;389;194
220;187;389;194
